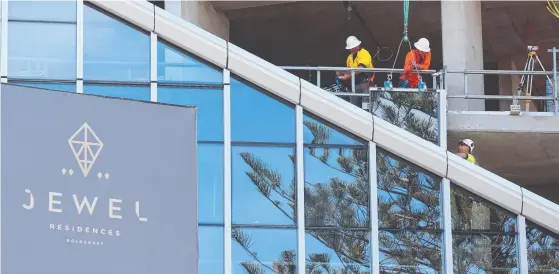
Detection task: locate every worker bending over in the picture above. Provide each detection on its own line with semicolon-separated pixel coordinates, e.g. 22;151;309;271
400;38;431;88
456;139;478;165
336;36;375;106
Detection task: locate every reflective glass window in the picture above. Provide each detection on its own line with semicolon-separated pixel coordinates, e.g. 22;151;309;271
232;228;296;273
371;91;439;144
379;230;442;273
377;149;441;230
9;1;76;22
527;221;559;273
232;146;295;226
10;82;76;93
377;148;443;272
306;229;370;273
198;143;223;224
84;5;150;82
231;77;295;143
199;225;224;274
451;185;518;273
8;1;76;80
157;41;222;85
83;84;150;101
158;87;223;142
303;114;364;146
305;147;369;228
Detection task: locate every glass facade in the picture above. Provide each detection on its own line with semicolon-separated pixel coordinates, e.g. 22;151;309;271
2;1;558;274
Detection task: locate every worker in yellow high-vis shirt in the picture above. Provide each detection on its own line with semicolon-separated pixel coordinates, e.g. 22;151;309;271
336;36;375;107
456;139;478;165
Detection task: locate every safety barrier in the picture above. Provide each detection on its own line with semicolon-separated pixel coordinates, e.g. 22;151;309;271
281;48;558;147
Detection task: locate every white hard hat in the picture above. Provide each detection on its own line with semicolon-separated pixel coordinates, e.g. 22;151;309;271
345;36;362;50
460;139;474;153
414;38;431;53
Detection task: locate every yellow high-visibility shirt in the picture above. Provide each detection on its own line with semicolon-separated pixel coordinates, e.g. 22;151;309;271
346;48;374;69
466;154;478;165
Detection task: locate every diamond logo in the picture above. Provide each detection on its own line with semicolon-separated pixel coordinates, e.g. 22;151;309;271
68;122;103;177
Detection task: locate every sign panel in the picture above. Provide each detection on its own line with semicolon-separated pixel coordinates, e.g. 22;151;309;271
1;84;198;274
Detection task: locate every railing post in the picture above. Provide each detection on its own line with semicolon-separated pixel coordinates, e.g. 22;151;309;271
223;68;232;274
553;47;558;116
439;89;448;150
351;70;355;93
369;142;380;274
442;178;453;274
295;105;306;274
316;70;321;88
517;215;529;274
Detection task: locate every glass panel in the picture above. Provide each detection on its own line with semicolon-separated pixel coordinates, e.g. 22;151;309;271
451;186;517;233
9;1;76;22
377;149;442;230
158;87;223;142
232;146;295;226
8;22;76;80
157;41;222;84
379;230;443;273
199;225;224;274
198;143;223;224
306;229;370;273
84;5;150;82
232;228;296;273
526;221;559;273
451;185;518;273
453;234;517;273
304;147;369;228
83;84;150;101
231;77;295;143
10;82;76;93
303;114;365;146
371;90;439;144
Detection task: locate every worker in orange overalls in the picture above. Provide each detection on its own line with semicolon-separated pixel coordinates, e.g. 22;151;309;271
399;38;431;88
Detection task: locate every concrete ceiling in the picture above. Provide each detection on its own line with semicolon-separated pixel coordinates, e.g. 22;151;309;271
448;131;559;204
220;1;559;81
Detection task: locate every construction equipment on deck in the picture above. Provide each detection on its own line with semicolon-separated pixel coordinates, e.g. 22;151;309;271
511;46;554;115
385;0;426;93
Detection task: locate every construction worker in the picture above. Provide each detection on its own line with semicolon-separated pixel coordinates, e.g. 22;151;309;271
336;36;375;107
456;139;478;165
400;38;431;88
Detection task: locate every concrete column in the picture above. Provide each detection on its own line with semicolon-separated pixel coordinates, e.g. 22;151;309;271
165;0;230;41
441;1;485;111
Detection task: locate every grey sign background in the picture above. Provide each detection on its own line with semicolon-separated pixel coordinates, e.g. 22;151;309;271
1;84;198;274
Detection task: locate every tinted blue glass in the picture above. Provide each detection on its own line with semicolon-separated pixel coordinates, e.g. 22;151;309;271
304;147;369;228
157;41;222;84
232;146;295;226
9;1;76;22
231;77;295;143
10;82;76;92
451;185;518;273
306;229;370;273
380;230;443;273
378;149;441;230
371;91;439;144
84;84;150;101
198;144;223;224
199;225;224;274
8;22;76;80
84;5;149;82
158;87;223;142
527;222;559;273
232;228;296;273
303;114;364;146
